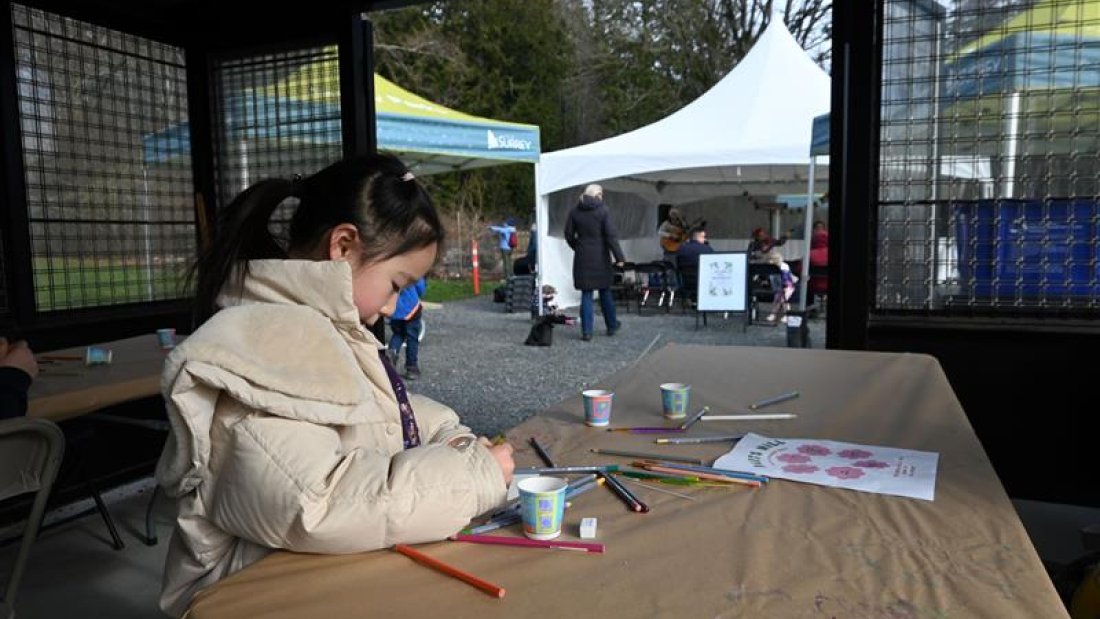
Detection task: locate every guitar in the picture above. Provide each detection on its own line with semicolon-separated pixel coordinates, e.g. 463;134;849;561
659;217;706;253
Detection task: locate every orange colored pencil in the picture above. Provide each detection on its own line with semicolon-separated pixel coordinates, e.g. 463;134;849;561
393;544;506;598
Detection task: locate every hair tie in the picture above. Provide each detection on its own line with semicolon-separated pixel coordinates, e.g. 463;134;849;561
400;171;415;182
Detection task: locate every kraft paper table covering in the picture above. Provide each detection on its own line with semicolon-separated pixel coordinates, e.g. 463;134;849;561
187;343;1067;618
28;334;169;422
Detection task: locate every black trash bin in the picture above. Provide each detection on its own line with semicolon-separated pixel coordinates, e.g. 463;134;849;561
786;311;810;348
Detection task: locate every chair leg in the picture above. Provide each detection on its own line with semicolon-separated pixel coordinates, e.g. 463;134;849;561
144;485;161;546
85;476;125;550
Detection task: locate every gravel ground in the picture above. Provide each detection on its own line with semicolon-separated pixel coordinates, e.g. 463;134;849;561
399;292;826;437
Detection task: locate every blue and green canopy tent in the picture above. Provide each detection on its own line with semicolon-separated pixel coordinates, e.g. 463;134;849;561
939;0;1100;197
142;54;540;175
809;0;1097;193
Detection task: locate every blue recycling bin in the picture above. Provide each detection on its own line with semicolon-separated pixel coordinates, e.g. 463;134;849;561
954;199;1100;298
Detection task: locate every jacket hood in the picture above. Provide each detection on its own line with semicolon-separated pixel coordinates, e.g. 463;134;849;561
579;194;602;210
217;260;363;328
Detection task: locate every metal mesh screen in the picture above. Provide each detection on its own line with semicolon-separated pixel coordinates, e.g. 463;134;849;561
878;0;1100;313
13;4;194;312
212;46;342;239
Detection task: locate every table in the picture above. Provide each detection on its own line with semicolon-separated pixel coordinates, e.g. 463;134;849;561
28;334;170;422
186;344;1068;618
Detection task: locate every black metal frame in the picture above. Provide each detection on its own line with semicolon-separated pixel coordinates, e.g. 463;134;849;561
835;0;1100;506
0;1;385;350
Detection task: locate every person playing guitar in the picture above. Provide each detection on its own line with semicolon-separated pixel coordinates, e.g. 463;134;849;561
659;208;705;254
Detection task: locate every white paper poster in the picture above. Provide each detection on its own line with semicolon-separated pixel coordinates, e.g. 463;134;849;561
714;433;939;501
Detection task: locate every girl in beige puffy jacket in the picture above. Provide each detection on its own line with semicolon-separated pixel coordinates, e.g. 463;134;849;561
155;154;515;617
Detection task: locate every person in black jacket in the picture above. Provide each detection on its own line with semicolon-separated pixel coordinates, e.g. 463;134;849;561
0;336;38;419
564;184;626;341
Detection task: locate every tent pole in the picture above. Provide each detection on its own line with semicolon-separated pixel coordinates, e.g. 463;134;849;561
798;157;816;312
535;163;547;317
1001;92;1021;198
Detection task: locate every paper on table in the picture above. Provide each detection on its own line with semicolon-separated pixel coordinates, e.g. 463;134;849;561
713;433;939;501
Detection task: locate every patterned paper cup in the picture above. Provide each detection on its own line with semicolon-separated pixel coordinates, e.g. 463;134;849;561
519;476;568;540
156;328;177;350
660;383;691;419
582;389;614;427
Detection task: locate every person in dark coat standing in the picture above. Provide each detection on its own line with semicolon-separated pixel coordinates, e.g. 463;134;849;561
564;184;625;341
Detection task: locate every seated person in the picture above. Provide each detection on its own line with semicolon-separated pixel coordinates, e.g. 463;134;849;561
809;220;829;299
675;227;714;272
748;227;786;262
0;337;38;419
658;207;688;261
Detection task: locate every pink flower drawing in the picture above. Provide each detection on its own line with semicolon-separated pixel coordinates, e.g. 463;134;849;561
798;444;832;456
826;466;865;480
782;464;819;474
838;449;873;459
776;453;812;464
853;460;890;468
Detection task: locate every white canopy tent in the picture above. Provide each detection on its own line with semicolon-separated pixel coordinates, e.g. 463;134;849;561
535;20;830;308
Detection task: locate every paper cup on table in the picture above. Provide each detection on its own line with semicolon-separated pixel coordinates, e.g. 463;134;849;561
582;389;614;427
660;383;691;419
156;328;177;349
518;476;568;540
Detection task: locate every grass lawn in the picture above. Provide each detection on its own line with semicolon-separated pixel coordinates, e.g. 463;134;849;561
422;278;485;303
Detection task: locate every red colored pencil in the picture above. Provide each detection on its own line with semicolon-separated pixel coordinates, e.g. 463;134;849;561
393;544;506;598
451;533;604;554
38;354;83;361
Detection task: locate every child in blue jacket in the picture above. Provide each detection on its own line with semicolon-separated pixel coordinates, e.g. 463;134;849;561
387;277;426;380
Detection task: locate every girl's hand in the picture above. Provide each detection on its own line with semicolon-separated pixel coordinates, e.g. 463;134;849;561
487;442;515;485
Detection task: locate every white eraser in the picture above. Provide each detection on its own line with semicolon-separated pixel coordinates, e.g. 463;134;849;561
579;517;597;539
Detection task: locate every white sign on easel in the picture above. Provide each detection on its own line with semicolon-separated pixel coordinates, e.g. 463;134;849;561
696;252;748;312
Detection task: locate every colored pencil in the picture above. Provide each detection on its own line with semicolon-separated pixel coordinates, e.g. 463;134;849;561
451;534;604;554
656;434;746;444
606;427;687;434
678;406;711;431
589;448;703;465
635;462;763;488
514;465;617;475
618;470;700;483
700;413;797;421
619;477;697;501
529;437;557;467
39;369;84;376
598;471;649;513
639;462;770;484
748;391;800;410
393;544;506;598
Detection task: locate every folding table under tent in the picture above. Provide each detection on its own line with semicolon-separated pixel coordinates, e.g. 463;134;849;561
534;20;830;309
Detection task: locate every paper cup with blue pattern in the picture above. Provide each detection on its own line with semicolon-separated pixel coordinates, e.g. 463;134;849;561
660;383;691;419
518;476;568;540
582;389;614;427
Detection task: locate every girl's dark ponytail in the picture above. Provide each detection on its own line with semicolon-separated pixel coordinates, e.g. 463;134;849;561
190;179;294;324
